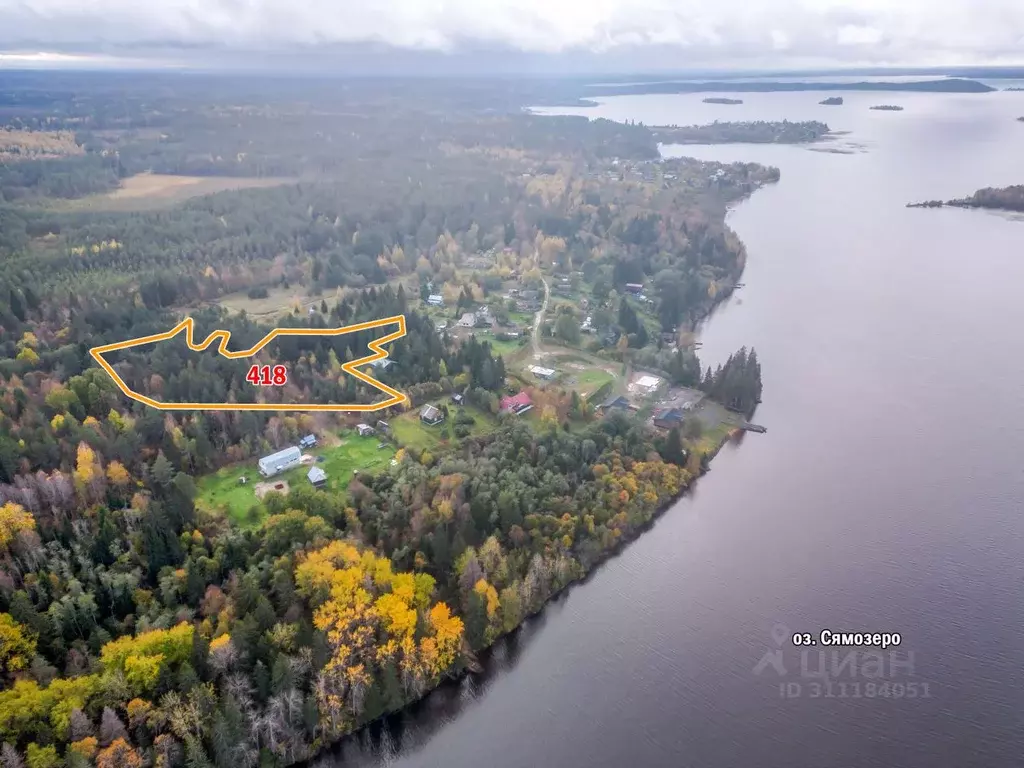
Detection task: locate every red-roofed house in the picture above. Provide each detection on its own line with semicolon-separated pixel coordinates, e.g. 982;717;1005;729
500;392;533;416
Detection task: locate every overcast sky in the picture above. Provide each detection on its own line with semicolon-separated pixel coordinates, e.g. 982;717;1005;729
2;0;1024;72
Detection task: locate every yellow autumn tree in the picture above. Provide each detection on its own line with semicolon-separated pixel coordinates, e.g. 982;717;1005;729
0;613;37;675
0;503;35;550
297;541;463;736
73;442;100;500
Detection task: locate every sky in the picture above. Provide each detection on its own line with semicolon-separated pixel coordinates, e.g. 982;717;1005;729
1;0;1024;72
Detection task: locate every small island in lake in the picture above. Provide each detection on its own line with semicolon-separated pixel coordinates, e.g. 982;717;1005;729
908;185;1024;213
652;120;830;144
1017;116;1024;122
871;105;904;111
820;97;844;105
703;97;744;105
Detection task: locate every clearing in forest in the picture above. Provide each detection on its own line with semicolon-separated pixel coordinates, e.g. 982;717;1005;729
57;172;295;211
196;432;396;526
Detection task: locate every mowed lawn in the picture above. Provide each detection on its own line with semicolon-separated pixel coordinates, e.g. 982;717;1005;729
196;431;395;526
391;403;499;452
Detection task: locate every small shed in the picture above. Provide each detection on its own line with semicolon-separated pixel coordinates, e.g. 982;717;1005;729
307;467;327;488
451;393;465;405
299;434;317;449
356;423;375;437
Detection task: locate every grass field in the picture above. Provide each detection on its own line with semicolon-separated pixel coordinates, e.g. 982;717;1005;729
482;334;528;357
570;369;614;395
215;286;320;318
391;403;499;452
58;173;295;212
196;432;395;526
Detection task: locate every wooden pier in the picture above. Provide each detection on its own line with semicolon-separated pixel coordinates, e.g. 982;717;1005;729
739;422;767;433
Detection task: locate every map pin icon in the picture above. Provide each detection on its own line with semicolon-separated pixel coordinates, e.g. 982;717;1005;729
771;623;790;647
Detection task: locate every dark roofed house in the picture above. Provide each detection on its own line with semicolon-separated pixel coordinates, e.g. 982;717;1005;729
600;395;634;413
376;420;391;434
420;404;444;425
307;467;327;488
653;408;686;430
500;392;533;415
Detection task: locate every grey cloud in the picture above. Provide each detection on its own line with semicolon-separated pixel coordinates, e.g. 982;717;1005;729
1;0;1024;69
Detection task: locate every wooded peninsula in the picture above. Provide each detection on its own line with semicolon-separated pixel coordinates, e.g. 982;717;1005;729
908;185;1024;212
0;71;770;768
651;120;830;144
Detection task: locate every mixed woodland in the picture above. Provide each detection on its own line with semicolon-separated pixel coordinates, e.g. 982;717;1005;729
0;71;766;768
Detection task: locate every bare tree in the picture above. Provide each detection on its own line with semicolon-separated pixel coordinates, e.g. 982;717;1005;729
0;744;25;768
99;707;128;746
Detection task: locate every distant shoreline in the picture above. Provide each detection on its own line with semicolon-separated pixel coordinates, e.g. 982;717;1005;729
581;78;994;98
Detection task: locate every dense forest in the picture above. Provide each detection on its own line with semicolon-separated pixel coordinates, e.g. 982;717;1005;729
0;71;765;768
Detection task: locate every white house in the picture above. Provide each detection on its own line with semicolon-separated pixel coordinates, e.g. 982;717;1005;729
457;312;476;328
356;424;375;437
427;294;445;307
258;446;302;478
528;365;556;380
634;375;663;395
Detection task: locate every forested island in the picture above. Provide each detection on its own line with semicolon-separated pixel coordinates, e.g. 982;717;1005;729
702;97;743;105
819;97;844;105
908;185;1024;212
0;71;768;768
651;120;830;144
870;105;905;111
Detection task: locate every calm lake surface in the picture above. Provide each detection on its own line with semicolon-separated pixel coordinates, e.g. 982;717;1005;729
323;90;1024;768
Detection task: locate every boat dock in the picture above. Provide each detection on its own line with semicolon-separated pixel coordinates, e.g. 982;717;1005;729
739;422;767;433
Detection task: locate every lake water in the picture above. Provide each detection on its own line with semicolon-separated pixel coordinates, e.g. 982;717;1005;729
322;90;1024;768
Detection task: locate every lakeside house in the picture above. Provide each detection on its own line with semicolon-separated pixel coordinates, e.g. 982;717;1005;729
258;446;302;478
420;404;445;425
307;467;327;488
500;392;533;416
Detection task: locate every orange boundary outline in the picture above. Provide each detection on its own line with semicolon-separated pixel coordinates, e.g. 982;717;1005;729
89;315;410;412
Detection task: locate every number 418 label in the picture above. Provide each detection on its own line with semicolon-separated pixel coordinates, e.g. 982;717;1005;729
246;364;288;386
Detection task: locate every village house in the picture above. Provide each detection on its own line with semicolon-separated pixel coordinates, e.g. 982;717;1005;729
426;294;445;307
528;364;556;381
299;434;317;449
653;407;686;430
500;392;533;416
457;312;476;328
599;395;635;413
420;404;445;425
624;283;645;295
356;423;375;437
